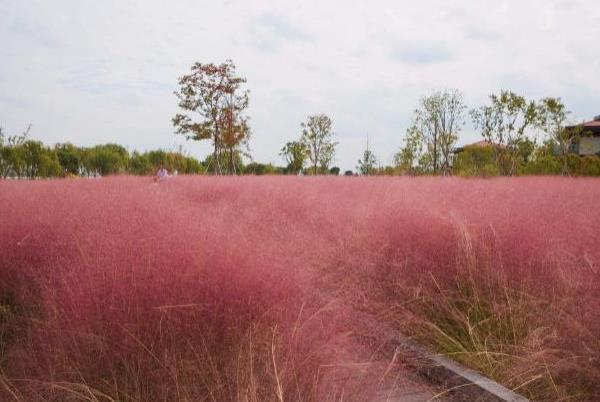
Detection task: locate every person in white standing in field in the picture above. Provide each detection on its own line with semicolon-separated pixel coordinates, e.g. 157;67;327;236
154;165;169;183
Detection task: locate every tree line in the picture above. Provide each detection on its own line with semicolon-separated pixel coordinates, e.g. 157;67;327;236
0;127;203;179
392;89;600;177
173;60;600;177
0;123;339;178
2;59;599;179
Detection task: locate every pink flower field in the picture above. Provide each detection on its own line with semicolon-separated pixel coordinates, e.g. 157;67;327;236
0;176;599;401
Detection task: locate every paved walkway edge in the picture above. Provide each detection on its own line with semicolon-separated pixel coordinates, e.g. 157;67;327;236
394;335;530;402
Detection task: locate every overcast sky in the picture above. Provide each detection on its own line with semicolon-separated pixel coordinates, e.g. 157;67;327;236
1;0;599;171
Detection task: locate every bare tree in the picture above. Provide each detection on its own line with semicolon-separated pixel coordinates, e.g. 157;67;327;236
300;114;338;175
173;60;250;175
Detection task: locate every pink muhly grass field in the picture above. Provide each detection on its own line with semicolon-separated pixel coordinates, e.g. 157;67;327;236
0;176;599;401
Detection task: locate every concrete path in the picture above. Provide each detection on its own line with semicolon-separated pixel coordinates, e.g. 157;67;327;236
376;371;450;401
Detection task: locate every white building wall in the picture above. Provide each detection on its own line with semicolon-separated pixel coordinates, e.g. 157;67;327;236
579;137;600;155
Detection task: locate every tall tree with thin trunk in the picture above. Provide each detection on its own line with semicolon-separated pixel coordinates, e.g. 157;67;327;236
220;94;250;175
394;125;424;175
471;90;537;176
536;97;583;176
300;114;337;175
357;135;378;175
0;124;30;179
173;60;250;175
406;89;467;174
409;89;466;174
280;141;308;174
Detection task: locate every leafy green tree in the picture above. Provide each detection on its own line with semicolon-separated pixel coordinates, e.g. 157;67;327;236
300;114;337;175
357;149;377;175
80;148;94;177
85;144;129;176
55;143;83;175
0;125;30;178
220;95;250;175
19;141;45;178
523;140;562;175
173;60;250;175
394;125;424;175
38;149;62;178
280;141;308;174
0;147;12;178
11;140;61;179
411;89;466;174
243;162;284;175
536;97;583;176
2;128;208;178
471;90;537;176
379;166;396;176
145;150;170;170
179;155;204;174
0;146;23;178
128;150;203;175
129;151;153;175
453;145;499;176
167;151;201;174
515;137;536;171
243;162;267;175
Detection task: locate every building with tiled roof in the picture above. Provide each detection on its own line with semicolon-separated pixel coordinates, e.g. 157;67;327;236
567;116;600;156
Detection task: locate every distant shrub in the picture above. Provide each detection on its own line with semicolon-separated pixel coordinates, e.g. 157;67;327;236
329;166;340;176
580;155;600;176
243;162;284;175
55;143;83;175
453;146;499;176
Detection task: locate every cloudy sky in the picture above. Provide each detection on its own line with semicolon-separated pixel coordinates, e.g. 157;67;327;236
1;0;599;170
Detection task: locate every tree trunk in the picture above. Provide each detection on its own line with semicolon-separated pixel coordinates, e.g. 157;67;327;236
213;141;220;175
433;122;438;174
562;154;569;176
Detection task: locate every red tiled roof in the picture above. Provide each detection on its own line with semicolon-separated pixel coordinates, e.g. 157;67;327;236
467;140;495;148
567;118;600;135
582;120;600;127
462;140;506;148
453;140;505;153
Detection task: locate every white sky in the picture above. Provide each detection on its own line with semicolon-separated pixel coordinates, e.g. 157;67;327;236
1;0;599;171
